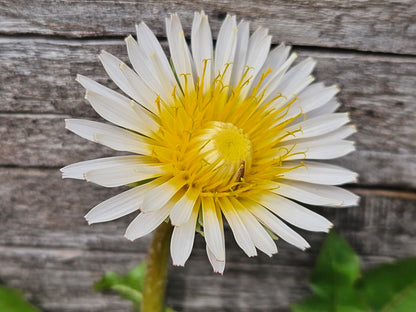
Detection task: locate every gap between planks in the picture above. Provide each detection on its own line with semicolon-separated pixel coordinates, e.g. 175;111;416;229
1;35;416;60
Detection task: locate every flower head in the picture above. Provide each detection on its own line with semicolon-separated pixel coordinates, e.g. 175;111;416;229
62;12;358;274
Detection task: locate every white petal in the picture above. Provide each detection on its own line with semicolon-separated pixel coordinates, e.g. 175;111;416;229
273;75;315;109
125;35;169;102
285;85;339;121
77;75;154;135
283;124;357;146
252;191;333;231
191;11;213;93
85;163;165;188
166;13;195;92
215;14;237;85
120;66;159;114
246;28;271;72
124;206;171;241
85;181;161;224
136;22;172;75
61;155;153;180
206;245;225;274
230;20;249;87
280;160;358;185
141;176;187;212
244;198;310;250
280;139;356;160
136;22;177;97
170;201;199;266
98;51;156;111
260;128;356;164
307;99;341;118
76;74;126;102
253;43;291;87
170;186;201;226
297;82;326;98
230;198;277;257
323;125;357;140
84;90;142;134
218;197;257;257
98;51;159;114
126;101;161;138
278;57;317;96
65;119;152;154
202;197;225;261
242;27;271;95
282;113;350;142
258;52;298;104
272;180;359;207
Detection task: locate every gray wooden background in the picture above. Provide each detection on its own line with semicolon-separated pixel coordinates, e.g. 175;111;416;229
1;1;415;311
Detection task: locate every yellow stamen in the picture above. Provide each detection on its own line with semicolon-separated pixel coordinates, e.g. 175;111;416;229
151;63;304;199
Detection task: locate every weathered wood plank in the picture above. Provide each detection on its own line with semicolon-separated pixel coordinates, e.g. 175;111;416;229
1;0;415;54
1;39;415;186
0;167;415;311
0;246;138;312
1;167;416;261
0;245;310;312
1;38;415;121
2;244;408;312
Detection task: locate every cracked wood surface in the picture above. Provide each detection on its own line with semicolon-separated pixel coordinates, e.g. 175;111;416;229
1;0;415;54
0;1;415;311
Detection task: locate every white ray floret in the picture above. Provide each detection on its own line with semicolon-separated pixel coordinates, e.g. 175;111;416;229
280;160;358;185
206;245;225;274
201;197;226;262
125;201;173;241
65;119;152;154
219;197;257;257
170;203;199;266
85;180;163;224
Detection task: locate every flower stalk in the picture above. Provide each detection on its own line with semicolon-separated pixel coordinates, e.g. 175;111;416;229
141;221;173;312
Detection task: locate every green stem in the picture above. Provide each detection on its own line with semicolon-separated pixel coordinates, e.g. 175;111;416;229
140;221;173;312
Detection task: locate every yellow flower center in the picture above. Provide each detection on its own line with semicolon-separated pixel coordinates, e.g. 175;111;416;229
151;61;303;198
197;121;252;187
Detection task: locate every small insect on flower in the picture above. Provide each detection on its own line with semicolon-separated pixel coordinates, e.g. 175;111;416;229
61;11;359;274
235;160;246;182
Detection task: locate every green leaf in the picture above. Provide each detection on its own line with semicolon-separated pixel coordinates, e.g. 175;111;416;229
309;230;360;296
0;286;41;312
292;230;366;312
292;296;364;312
94;262;146;310
357;258;416;312
94;262;177;312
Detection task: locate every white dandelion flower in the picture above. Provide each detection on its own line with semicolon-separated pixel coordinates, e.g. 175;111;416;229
62;11;359;274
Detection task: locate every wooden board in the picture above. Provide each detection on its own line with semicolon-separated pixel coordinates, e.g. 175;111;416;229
1;0;416;54
1;168;415;311
1;39;415;187
0;1;415;311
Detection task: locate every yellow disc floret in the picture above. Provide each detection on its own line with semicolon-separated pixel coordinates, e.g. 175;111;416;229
151;61;303;199
197;121;252;187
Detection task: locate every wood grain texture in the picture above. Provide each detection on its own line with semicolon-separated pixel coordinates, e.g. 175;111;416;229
0;1;415;311
0;38;415;187
0;168;415;312
1;0;415;54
